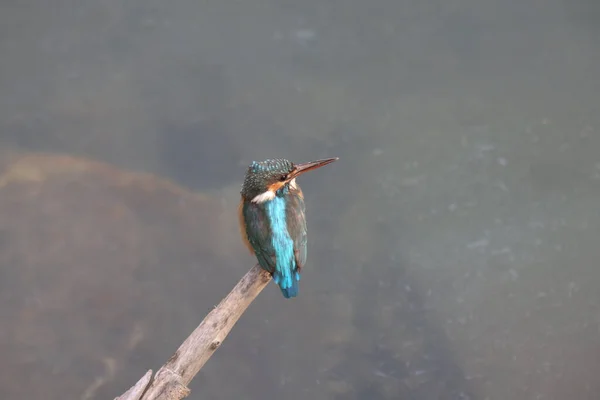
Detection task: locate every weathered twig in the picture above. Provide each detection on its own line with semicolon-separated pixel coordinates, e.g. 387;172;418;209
116;264;272;400
115;370;153;400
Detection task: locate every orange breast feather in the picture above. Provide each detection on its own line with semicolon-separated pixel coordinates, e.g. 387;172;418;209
238;199;254;253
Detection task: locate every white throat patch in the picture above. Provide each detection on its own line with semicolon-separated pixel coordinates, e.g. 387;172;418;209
251;178;297;203
251;190;276;203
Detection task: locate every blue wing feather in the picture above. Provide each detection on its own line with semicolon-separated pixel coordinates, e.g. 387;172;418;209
241;201;277;274
286;190;308;273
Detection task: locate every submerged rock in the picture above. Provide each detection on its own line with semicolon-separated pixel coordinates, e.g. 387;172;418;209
0;151;243;399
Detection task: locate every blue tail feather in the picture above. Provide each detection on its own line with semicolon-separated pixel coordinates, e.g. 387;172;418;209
280;276;299;298
273;270;301;298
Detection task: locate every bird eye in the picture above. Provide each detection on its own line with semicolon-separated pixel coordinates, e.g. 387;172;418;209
278;174;287;182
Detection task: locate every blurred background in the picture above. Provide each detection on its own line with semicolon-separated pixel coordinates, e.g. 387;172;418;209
1;0;600;399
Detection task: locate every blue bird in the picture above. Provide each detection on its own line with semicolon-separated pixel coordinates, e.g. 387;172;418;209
239;157;338;298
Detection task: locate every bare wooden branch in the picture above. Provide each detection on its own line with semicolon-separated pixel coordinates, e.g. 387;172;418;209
116;264;272;400
115;370;152;400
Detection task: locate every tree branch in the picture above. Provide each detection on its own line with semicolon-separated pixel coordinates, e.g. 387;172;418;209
115;264;272;400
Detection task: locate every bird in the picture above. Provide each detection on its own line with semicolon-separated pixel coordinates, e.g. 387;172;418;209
239;157;338;298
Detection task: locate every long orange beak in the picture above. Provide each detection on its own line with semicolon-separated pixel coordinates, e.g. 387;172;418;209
288;157;338;179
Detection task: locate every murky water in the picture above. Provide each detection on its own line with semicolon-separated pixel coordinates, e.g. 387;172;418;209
1;0;600;399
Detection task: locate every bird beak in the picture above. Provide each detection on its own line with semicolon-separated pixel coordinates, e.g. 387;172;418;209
289;157;339;179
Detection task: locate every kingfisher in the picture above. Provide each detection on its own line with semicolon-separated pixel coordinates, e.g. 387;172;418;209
239;157;338;298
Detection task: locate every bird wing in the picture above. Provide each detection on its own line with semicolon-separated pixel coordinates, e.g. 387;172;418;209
240;200;278;274
285;191;308;273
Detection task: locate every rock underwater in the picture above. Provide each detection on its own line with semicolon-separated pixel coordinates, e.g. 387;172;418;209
0;151;244;400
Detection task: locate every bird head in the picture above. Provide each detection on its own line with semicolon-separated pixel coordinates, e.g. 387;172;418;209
241;157;338;203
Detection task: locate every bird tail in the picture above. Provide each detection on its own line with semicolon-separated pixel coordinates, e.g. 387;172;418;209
280;277;299;298
273;270;301;299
